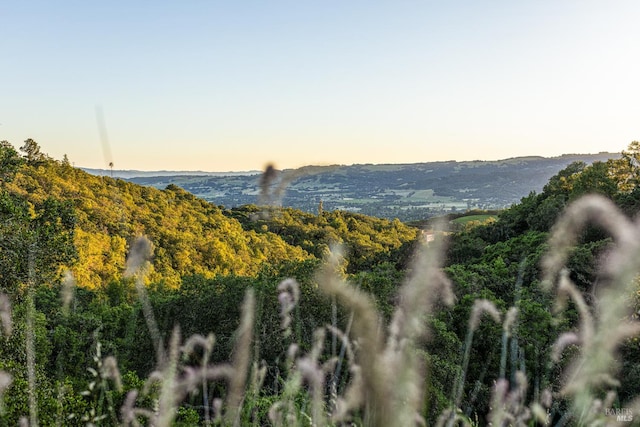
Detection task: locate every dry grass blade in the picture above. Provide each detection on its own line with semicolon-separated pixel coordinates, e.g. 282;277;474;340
124;236;154;278
314;231;456;427
0;293;12;337
156;326;181;427
60;270;76;317
121;390;154;427
315;245;387;426
384;230;455;427
225;289;255;426
181;333;215;360
389;227;455;343
542;193;640;423
101;356;123;392
124;236;166;366
541;194;634;290
0;370;12;415
551;332;580;363
277;278;300;338
468;299;501;332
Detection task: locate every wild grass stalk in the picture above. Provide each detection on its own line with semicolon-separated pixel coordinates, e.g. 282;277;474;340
0;293;11;416
311;228;457;427
258;164;337;215
314;245;386;426
225;289;255;426
326;320;359;420
277;279;300;339
0;294;13;338
508;260;525;387
181;333;215;424
500;307;518;380
448;299;501;427
6;190;640;426
124;236;165;367
80;342;122;425
155;326;180;427
60;270;76;317
542;194;640;424
26;244;38;427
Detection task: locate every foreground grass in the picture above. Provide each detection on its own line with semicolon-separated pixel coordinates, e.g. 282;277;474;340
1;194;639;426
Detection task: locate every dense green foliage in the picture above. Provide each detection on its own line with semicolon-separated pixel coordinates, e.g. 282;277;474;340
0;140;420;424
1;140;417;289
0;139;639;425
228;205;417;272
438;144;640;422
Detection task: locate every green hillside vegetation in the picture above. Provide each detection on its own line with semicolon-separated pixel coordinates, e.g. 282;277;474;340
1;140;417;290
0;138;639;425
441;142;640;421
227;206;417;272
451;214;496;224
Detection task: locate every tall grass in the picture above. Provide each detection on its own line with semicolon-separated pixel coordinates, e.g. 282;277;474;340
1;193;639;425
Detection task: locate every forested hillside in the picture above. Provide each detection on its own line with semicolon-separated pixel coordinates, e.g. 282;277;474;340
439;143;640;421
0;139;639;425
121;152;616;221
1;140;418;289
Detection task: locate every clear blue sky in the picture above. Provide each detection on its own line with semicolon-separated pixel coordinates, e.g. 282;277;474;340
2;1;639;171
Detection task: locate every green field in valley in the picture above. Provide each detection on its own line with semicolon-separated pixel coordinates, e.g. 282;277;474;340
451;214;497;224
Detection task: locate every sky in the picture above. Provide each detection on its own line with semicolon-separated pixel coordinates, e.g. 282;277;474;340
1;1;639;172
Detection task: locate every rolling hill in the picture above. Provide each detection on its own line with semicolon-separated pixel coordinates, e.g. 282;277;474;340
98;152;619;221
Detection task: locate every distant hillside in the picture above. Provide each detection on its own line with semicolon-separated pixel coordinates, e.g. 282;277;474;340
1;141;418;288
116;153;619;221
81;168;260;179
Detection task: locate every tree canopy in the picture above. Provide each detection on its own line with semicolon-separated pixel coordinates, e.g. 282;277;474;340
0;140;420;288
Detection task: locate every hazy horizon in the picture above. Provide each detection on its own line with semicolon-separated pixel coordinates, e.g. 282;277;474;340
79;149;620;175
2;1;639;171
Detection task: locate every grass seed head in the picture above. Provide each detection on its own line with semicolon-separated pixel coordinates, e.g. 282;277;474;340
469;299;501;332
0;293;11;337
124;236;154;277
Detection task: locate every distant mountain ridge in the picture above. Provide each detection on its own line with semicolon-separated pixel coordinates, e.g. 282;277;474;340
86;153;619;221
81;168;260;179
